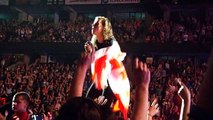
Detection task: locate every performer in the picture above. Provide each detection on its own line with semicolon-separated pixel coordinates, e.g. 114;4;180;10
85;16;130;120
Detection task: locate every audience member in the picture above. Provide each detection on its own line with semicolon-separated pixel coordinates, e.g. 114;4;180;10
56;97;102;120
131;57;150;120
188;48;213;120
8;92;31;120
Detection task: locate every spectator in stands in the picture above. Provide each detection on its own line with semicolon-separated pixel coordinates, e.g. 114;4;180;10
7;92;31;120
189;48;213;120
0;91;53;120
56;97;102;120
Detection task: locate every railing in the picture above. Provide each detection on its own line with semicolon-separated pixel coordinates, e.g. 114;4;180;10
0;42;212;55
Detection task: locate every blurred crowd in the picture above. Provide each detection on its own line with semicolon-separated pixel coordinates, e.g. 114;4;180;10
0;14;211;119
129;56;207;119
0;15;212;44
0;54;207;119
146;16;213;44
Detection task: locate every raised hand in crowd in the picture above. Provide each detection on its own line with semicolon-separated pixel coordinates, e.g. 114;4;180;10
131;58;151;120
43;112;53;120
56;43;102;120
148;99;160;120
94;96;108;106
68;42;95;99
177;78;191;120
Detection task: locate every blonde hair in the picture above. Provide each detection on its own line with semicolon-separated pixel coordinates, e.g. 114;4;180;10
91;16;115;47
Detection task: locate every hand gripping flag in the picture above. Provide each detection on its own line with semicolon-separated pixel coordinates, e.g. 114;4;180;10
91;40;130;120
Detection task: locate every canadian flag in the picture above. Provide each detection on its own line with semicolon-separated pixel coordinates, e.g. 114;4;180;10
91;40;130;120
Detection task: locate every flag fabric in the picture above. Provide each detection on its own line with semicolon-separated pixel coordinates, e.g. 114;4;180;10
91;40;130;120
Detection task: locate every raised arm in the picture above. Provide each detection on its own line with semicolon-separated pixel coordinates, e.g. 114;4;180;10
68;44;95;99
131;58;151;120
177;80;191;120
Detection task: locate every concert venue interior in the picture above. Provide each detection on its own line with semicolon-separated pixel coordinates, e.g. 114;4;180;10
0;0;213;120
